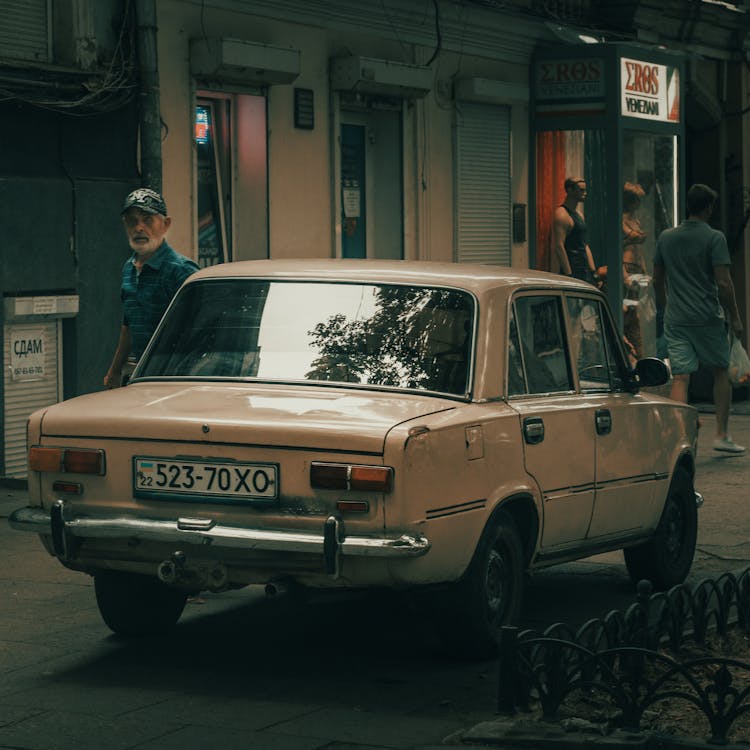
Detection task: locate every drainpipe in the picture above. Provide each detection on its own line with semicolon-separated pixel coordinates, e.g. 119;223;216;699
134;0;162;192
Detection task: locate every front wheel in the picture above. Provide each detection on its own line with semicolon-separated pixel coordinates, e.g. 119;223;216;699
94;570;188;636
624;466;697;590
434;511;524;657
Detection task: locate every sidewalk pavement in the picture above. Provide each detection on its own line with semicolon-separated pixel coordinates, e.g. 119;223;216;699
0;481;26;518
688;400;750;573
2;404;749;750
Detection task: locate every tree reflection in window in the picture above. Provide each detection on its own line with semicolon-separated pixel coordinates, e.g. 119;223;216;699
306;285;474;395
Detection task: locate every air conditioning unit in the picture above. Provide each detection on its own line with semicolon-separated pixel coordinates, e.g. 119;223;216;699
454;77;529;104
190;38;300;85
330;56;432;99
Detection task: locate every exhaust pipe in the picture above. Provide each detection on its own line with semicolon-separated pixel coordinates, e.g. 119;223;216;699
208;563;228;589
157;559;179;585
156;552;228;591
157;550;186;585
265;581;287;597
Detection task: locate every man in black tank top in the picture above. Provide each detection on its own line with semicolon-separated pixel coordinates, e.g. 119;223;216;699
553;177;599;284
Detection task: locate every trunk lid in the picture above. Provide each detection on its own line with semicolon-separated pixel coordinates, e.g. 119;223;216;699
40;381;456;453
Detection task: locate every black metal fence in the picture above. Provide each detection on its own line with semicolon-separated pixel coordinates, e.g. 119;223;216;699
498;568;750;745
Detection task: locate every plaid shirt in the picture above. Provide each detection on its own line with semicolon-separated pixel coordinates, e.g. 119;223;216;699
121;241;199;359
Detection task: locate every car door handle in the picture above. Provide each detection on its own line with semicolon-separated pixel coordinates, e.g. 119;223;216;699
523;416;545;445
595;408;612;435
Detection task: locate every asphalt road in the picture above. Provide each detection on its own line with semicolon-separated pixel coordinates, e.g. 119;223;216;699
2;405;748;750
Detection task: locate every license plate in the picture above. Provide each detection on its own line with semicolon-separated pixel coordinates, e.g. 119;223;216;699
133;457;278;501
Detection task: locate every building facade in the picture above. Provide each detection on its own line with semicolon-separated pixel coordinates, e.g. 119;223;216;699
156;0;544;268
1;0;749;477
0;0;139;477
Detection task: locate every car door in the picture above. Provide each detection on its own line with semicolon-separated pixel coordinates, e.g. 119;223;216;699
563;294;662;539
507;293;596;550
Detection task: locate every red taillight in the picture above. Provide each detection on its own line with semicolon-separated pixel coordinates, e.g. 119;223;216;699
64;449;105;474
310;462;393;492
28;447;63;472
52;480;83;495
29;446;105;475
336;500;370;513
350;466;393;492
310;463;347;489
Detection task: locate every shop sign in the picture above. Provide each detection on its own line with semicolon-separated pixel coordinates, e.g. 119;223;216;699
342;180;361;218
534;58;605;116
621;58;680;123
31;296;59;315
9;327;46;381
535;58;604;98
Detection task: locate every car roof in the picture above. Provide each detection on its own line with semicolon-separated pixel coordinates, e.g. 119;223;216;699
188;259;596;296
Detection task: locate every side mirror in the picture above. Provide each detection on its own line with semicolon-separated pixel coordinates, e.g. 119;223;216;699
633;357;670;388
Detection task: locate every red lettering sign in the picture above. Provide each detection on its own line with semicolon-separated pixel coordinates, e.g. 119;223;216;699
625;62;659;96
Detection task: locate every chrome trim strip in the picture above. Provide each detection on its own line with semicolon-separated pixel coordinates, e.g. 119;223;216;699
8;506;431;558
426;498;486;519
545;473;665;496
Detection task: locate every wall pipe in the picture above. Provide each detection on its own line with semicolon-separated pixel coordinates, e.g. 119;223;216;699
134;0;162;192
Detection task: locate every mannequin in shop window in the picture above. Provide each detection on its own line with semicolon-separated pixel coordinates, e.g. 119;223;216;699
622;181;648;358
553;177;599;285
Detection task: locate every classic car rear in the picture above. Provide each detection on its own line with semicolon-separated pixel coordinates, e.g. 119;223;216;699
10;260;700;655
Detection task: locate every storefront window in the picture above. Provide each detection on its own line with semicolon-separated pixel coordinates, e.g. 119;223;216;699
535;129;677;360
621;132;677;358
532;45;683;366
535;129;607;276
195;98;232;267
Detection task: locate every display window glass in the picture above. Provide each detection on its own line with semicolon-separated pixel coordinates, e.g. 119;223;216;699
535;128;677;360
620;132;677;359
195;98;232;267
535;130;607;280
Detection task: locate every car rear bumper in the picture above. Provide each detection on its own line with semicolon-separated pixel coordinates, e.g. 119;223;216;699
9;502;431;576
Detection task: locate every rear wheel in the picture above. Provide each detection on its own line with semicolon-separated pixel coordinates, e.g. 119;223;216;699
94;570;188;636
624;466;697;590
435;511;524;657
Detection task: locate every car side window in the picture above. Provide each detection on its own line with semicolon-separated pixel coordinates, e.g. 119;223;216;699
507;313;526;396
508;296;573;395
565;296;628;391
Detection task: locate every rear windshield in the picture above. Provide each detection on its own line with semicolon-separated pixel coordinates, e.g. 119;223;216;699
136;279;475;397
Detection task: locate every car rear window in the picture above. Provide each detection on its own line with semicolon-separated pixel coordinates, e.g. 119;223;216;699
136;279;475;396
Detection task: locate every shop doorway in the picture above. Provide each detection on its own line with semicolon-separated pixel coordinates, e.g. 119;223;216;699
195;92;268;264
340;108;403;259
195;98;230;267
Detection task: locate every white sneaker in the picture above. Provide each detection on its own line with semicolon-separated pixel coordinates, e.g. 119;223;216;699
713;437;746;454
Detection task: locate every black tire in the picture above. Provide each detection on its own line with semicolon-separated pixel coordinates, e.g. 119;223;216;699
94;570;188;636
624;466;697;590
434;511;524;657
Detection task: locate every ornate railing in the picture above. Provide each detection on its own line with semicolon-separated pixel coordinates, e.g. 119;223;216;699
498;568;750;745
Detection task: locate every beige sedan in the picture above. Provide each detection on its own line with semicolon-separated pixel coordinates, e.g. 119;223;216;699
10;260;700;655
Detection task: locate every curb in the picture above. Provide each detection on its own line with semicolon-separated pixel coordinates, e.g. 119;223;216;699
452;718;747;749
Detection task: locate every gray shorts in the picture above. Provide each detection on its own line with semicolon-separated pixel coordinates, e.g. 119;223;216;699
663;321;729;374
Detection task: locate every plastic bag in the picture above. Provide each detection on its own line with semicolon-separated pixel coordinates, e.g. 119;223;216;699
626;274;656;325
728;332;750;387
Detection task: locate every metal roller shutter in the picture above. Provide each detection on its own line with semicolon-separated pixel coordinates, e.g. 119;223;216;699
0;0;51;63
455;102;511;265
3;321;61;478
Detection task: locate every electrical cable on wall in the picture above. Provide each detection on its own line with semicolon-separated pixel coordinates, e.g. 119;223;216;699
425;0;442;66
0;0;137;115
